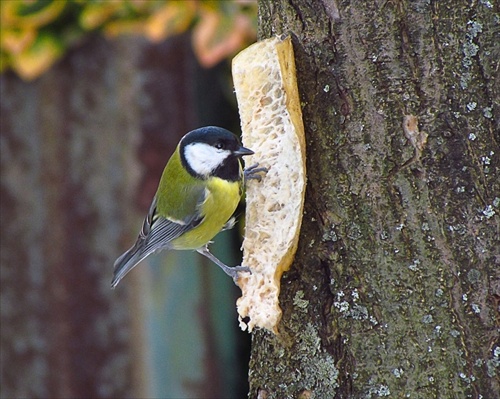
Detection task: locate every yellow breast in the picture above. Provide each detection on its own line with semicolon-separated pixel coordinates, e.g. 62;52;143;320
170;177;241;250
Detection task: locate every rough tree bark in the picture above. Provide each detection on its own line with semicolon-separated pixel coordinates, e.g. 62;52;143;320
249;1;499;398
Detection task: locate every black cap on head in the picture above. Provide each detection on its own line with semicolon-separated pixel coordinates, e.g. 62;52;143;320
180;126;252;181
181;126;241;151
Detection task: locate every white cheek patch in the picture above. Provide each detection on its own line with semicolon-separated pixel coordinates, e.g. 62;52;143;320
184;143;230;177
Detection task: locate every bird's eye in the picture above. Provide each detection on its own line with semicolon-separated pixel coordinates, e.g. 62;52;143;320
215;142;224;150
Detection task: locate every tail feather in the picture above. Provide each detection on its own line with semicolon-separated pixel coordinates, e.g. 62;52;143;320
111;240;149;288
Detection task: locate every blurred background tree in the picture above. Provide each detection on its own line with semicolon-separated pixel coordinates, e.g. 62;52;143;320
1;1;257;398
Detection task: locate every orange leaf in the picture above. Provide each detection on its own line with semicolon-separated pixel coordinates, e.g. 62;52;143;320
11;33;63;80
79;1;124;31
1;28;36;54
144;1;197;42
192;9;254;68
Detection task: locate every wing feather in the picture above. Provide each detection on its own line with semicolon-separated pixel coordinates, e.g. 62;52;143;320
111;191;206;287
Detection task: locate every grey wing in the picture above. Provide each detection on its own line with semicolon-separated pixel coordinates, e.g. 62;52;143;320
111;196;203;288
142;210;202;255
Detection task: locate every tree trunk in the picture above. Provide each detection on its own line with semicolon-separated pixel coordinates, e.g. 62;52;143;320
249;1;499;398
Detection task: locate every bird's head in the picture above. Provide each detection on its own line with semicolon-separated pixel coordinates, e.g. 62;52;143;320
180;126;253;180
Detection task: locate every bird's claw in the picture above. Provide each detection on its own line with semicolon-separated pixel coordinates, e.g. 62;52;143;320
244;163;268;182
230;265;252;284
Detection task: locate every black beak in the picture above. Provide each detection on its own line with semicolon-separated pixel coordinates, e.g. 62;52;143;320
233;146;254;157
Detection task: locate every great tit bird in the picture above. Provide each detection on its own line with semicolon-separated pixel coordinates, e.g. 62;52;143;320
111;126;265;288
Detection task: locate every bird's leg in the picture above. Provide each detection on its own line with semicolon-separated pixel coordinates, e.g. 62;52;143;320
197;246;251;283
244;163;268;182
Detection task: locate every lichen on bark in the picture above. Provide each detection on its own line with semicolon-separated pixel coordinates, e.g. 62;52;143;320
249;1;499;398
